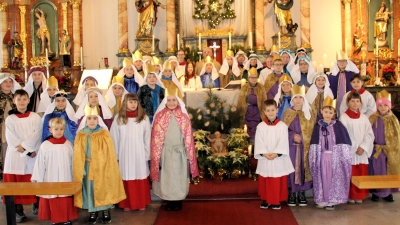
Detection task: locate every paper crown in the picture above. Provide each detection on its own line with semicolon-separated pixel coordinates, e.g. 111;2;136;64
123;58;133;68
376;89;391;102
146;63;157;74
84;105;99;116
336;50;348;61
322;96;337;109
205;56;213;63
47;76;58;89
270;45;279;53
112;75;124;85
132;50;142;61
163;60;172;70
248;54;259;60
226;50;234;57
152;56;162;65
248;68;258;76
272;55;282;62
291;84;306;96
279;74;292;84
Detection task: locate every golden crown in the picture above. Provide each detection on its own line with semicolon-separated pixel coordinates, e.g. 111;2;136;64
322;96;337;109
248;68;258;76
47;76;59;89
163;60;172;70
376;89;391;102
152;56;162;65
123;58;133;68
226;50;234;57
291;84;306;96
271;44;279;53
279;74;292;84
336;50;348;61
146;63;157;74
132;50;142;61
84;105;99;116
205;56;213;63
272;55;282;63
112;75;124;85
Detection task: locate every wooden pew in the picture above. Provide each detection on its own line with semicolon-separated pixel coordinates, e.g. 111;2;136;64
0;182;81;225
351;175;400;189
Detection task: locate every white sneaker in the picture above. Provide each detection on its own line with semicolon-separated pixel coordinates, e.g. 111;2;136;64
355;200;363;204
316;204;325;209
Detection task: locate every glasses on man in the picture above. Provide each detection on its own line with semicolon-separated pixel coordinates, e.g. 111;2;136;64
273;63;283;66
299;63;308;66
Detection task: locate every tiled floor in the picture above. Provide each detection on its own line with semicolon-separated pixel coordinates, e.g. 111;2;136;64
1;193;400;224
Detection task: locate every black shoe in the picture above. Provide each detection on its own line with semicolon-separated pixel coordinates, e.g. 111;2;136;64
62;221;72;225
172;201;182;211
15;204;27;223
260;200;269;209
287;191;296;207
102;210;111;224
298;191;307;206
371;194;380;202
271;204;281;210
383;194;395;202
88;212;98;224
165;201;173;211
32;203;39;215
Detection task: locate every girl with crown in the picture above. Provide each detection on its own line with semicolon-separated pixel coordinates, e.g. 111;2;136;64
37;76;59;114
305;73;334;121
199;56;221;88
132;50;146;78
117;57;144;94
242;54;264;80
24;66;47;112
274;74;293;120
160;61;184;99
368;90;400;202
309;97;352;210
219;50;242;88
105;76;129;118
152;56;163;75
282;84;315;207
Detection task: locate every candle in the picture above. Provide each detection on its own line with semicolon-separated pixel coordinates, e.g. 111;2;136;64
45;48;49;66
177;34;180;50
24;70;28;84
241;78;246;87
80;46;83;65
228;32;231;50
248;145;252;156
23;48;27;65
312;61;317;69
323;54;328;68
331;62;334;69
198;33;201;50
244;124;247;133
375;38;378;55
257;78;260;83
152;35;155;52
318;64;324;73
278;32;281;50
249;32;253;50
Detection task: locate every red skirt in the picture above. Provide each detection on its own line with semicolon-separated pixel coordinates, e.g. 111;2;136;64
349;164;369;200
39;197;78;223
258;175;288;205
2;174;37;205
119;178;151;210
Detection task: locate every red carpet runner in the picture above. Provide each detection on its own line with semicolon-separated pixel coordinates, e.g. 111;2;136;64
154;199;298;225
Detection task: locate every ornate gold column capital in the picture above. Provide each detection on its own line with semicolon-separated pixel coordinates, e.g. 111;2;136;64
18;5;26;14
62;2;68;11
342;0;352;5
69;0;81;9
0;3;8;12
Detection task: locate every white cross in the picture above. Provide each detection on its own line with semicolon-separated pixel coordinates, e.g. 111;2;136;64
209;42;220;59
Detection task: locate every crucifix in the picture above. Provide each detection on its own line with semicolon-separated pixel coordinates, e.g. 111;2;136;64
209;42;220;59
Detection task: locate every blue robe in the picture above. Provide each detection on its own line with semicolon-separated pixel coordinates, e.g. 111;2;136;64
297;73;312;87
277;95;291;120
200;72;220;88
42;110;78;144
124;75;140;94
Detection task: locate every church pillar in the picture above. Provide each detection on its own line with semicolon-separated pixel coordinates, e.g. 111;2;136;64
300;0;310;47
255;0;265;51
343;0;352;56
166;0;176;54
18;6;27;55
118;0;129;54
0;3;8;69
71;0;81;66
247;1;253;49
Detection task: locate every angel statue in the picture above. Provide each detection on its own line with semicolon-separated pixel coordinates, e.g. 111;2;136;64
35;7;53;55
135;0;166;38
274;0;294;34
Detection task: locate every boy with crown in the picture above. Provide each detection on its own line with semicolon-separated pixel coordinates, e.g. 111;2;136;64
269;45;279;57
105;75;129;117
219;50;242;88
152;56;163;74
74;105;126;224
132;50;146;77
242;54;264;80
369;90;400;202
264;55;291;99
37;76;59;113
200;56;221;88
118;57;144;94
160;61;184;99
309;97;352;210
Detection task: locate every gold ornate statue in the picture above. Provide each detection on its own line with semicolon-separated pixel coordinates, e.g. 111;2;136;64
35;7;53;55
353;23;364;54
274;0;294;34
59;29;71;67
135;0;165;38
207;131;230;156
374;0;392;47
8;31;23;69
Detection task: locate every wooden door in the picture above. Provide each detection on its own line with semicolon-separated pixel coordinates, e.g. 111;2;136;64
207;39;222;65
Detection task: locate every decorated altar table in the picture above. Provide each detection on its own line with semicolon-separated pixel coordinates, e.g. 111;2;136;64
184;88;240;110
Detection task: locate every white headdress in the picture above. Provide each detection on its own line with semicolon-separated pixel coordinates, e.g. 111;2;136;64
72;76;98;105
75;88;113;120
24;68;47;97
200;56;219;81
279;50;295;72
330;50;360;75
0;73;21;93
104;76;129;108
77;105;108;132
243;54;263;70
43;91;77;123
290;84;312;120
235;50;248;65
290;56;316;84
154;95;189;119
305;72;334;104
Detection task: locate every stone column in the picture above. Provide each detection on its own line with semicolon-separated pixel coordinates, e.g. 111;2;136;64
300;0;310;47
255;0;265;51
166;0;176;53
61;2;68;31
19;5;27;68
343;0;352;56
118;0;129;53
0;3;8;68
247;1;253;49
71;0;81;66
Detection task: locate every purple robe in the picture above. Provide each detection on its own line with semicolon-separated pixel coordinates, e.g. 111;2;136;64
309;120;352;205
267;73;283;99
287;113;313;192
328;71;354;101
368;117;398;197
245;89;261;140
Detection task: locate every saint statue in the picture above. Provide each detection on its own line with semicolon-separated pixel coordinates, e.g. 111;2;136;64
374;1;392;47
353;23;364;54
274;0;294;34
59;30;71;67
135;0;165;38
8;31;23;69
35;7;53;55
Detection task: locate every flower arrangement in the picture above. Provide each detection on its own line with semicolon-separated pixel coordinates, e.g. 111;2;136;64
193;130;212;173
55;75;71;91
228;150;249;172
14;75;24;87
382;65;396;85
227;128;249;151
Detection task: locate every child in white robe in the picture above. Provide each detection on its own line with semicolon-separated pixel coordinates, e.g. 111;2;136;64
255;99;294;210
31;118;78;224
110;93;151;211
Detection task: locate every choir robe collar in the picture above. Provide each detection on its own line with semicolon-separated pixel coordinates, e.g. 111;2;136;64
8;108;30;118
264;117;280;126
351;87;366;94
47;136;67;144
345;109;361;119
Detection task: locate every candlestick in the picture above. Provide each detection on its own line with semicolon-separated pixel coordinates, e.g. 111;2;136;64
45;48;49;66
23;48;27;66
278;32;281;50
323;54;328;68
152;35;155;52
80;46;83;65
198;33;201;50
228;32;231;50
375;38;379;56
24;66;28;84
177;34;180;50
249;32;253;50
248;145;252;156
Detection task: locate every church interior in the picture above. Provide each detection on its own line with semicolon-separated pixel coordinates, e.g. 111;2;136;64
1;0;400;225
